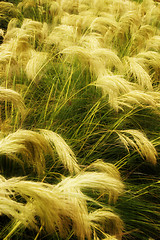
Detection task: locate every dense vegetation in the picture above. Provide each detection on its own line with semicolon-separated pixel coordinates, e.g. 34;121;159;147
0;0;160;239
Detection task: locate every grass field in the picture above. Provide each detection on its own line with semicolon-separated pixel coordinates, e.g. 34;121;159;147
0;0;160;239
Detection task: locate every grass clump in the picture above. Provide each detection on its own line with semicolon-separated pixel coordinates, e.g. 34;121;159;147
0;0;160;239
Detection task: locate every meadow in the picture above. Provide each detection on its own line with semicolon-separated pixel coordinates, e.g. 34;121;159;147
0;0;160;239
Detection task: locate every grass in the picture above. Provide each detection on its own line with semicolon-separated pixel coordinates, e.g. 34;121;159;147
0;0;160;239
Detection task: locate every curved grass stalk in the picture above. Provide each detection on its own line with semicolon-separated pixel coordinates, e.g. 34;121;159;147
114;129;157;165
0;162;124;239
25;50;49;83
124;56;153;90
0;130;51;175
0;129;80;175
92;74;134;111
57;171;124;204
40;129;80;174
116;90;160;111
137;50;160;71
0;87;26;121
146;35;160;51
0;0;159;239
85;159;121;180
89;209;123;240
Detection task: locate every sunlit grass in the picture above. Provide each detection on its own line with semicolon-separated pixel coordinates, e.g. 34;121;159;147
0;0;160;239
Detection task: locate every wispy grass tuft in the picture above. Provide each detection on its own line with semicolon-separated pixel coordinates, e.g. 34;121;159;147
0;0;160;239
0;160;124;239
115;129;157;165
0;87;26;119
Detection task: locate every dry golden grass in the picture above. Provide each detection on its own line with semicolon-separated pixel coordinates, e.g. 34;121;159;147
146;35;160;51
0;129;81;175
25;50;49;83
89;209;123;240
124;56;153;90
57;171;124;204
0;1;18;16
137;51;160;72
116;90;160;110
92;74;134;111
85;159;121;180
0;159;124;239
40;129;80;174
0;0;160;239
0;130;51;174
115;129;157;165
0;87;26;119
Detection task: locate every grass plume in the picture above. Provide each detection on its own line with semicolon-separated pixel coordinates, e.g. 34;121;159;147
115;129;157;165
0;0;159;239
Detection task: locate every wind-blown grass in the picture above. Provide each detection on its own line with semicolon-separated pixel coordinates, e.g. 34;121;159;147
0;160;124;240
0;0;160;239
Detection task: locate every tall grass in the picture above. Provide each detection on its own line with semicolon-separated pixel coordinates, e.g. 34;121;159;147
0;0;160;239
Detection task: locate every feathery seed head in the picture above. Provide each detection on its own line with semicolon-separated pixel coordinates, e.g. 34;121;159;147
0;172;124;239
57;171;124;203
0;87;26;120
91;48;123;73
40;129;80;174
25;50;48;83
62;46;106;76
92;74;134;111
136;51;160;71
21;19;48;44
116;90;160;110
146;36;160;51
86;159;121;180
89;209;123;240
0;176;90;238
0;129;81;175
115;129;157;165
124;56;153;90
90;16;119;36
0;130;51;175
